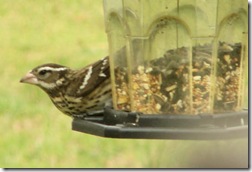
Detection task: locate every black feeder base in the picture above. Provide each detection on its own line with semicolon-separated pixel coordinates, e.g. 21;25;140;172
72;107;248;140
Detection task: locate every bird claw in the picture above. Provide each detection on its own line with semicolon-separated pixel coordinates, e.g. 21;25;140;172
103;107;140;125
84;99;113;116
86;110;104;116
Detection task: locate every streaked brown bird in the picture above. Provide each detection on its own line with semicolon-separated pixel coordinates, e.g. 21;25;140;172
20;57;112;119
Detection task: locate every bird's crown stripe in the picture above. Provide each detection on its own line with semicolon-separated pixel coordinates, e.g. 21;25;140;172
38;67;67;72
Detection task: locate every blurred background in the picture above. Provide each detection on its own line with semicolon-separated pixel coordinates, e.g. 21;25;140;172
0;0;248;168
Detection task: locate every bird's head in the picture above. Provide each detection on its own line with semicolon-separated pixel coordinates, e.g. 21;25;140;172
20;64;70;91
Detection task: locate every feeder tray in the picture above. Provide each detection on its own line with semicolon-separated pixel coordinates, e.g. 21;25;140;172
72;107;248;140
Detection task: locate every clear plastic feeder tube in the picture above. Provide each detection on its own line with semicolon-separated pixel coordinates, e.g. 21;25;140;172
103;0;248;115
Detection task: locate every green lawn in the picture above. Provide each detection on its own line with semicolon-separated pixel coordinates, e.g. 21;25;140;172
0;0;248;168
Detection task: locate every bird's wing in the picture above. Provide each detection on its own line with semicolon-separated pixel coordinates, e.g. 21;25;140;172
67;56;110;97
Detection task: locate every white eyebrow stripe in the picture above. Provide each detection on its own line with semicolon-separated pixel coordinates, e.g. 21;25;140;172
79;66;93;90
38;67;67;72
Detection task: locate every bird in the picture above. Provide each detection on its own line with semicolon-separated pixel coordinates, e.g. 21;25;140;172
20;56;112;119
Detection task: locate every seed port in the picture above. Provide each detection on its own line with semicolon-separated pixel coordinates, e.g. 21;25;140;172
72;107;248;140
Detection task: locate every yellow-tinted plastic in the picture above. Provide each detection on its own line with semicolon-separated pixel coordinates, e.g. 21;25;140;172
103;0;248;115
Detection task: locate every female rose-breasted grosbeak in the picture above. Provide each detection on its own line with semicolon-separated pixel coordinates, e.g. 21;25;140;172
20;57;112;119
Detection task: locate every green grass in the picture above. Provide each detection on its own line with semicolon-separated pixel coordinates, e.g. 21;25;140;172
0;0;248;168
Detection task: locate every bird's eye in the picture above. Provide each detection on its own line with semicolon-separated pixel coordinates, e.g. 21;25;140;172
39;70;47;76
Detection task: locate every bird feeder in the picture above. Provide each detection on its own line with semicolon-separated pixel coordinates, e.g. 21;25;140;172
72;0;248;139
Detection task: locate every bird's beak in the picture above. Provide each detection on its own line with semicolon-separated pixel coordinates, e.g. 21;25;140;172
20;72;38;85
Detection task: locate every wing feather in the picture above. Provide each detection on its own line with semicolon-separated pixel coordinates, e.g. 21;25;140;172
66;56;110;97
